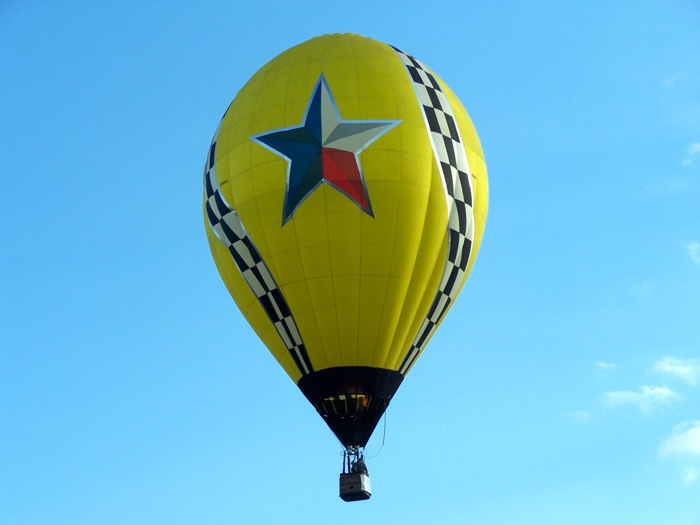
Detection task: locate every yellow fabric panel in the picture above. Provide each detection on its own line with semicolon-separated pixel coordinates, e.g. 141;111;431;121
391;77;489;370
388;76;490;369
385;160;450;370
204;34;488;383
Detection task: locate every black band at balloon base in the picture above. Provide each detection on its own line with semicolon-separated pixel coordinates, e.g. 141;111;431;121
297;366;404;448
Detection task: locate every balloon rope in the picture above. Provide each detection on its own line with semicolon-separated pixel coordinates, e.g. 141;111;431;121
366;411;387;459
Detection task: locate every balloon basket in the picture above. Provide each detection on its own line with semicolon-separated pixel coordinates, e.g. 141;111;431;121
339;447;371;502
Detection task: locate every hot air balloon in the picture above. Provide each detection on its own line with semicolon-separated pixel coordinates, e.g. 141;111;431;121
203;33;488;501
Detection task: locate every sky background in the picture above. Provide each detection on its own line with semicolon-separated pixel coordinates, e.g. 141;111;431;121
2;1;700;524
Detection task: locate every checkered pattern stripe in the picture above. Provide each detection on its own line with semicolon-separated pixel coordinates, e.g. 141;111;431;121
392;47;476;375
203;138;314;376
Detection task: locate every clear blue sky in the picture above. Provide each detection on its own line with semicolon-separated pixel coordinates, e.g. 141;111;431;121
2;1;699;523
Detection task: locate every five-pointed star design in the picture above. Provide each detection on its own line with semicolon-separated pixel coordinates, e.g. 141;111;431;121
252;75;400;224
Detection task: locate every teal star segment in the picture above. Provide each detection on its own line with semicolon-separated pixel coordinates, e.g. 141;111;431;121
252;75;400;225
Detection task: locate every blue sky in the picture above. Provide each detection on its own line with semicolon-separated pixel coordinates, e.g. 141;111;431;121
2;1;699;523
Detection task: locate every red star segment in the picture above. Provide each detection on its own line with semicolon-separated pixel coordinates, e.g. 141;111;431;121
321;148;370;211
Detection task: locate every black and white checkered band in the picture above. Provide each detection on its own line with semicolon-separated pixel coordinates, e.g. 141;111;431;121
392;46;476;376
203;137;314;376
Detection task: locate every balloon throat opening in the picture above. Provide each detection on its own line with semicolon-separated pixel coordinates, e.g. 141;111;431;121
297;366;403;448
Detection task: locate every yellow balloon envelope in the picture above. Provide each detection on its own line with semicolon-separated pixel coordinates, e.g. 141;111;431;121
203;34;488;449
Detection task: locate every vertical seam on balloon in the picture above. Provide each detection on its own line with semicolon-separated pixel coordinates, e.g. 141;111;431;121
290;209;330;371
391;46;475;376
203;134;314;376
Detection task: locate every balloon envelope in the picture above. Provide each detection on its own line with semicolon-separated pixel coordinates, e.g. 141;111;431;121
203;34;488;448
